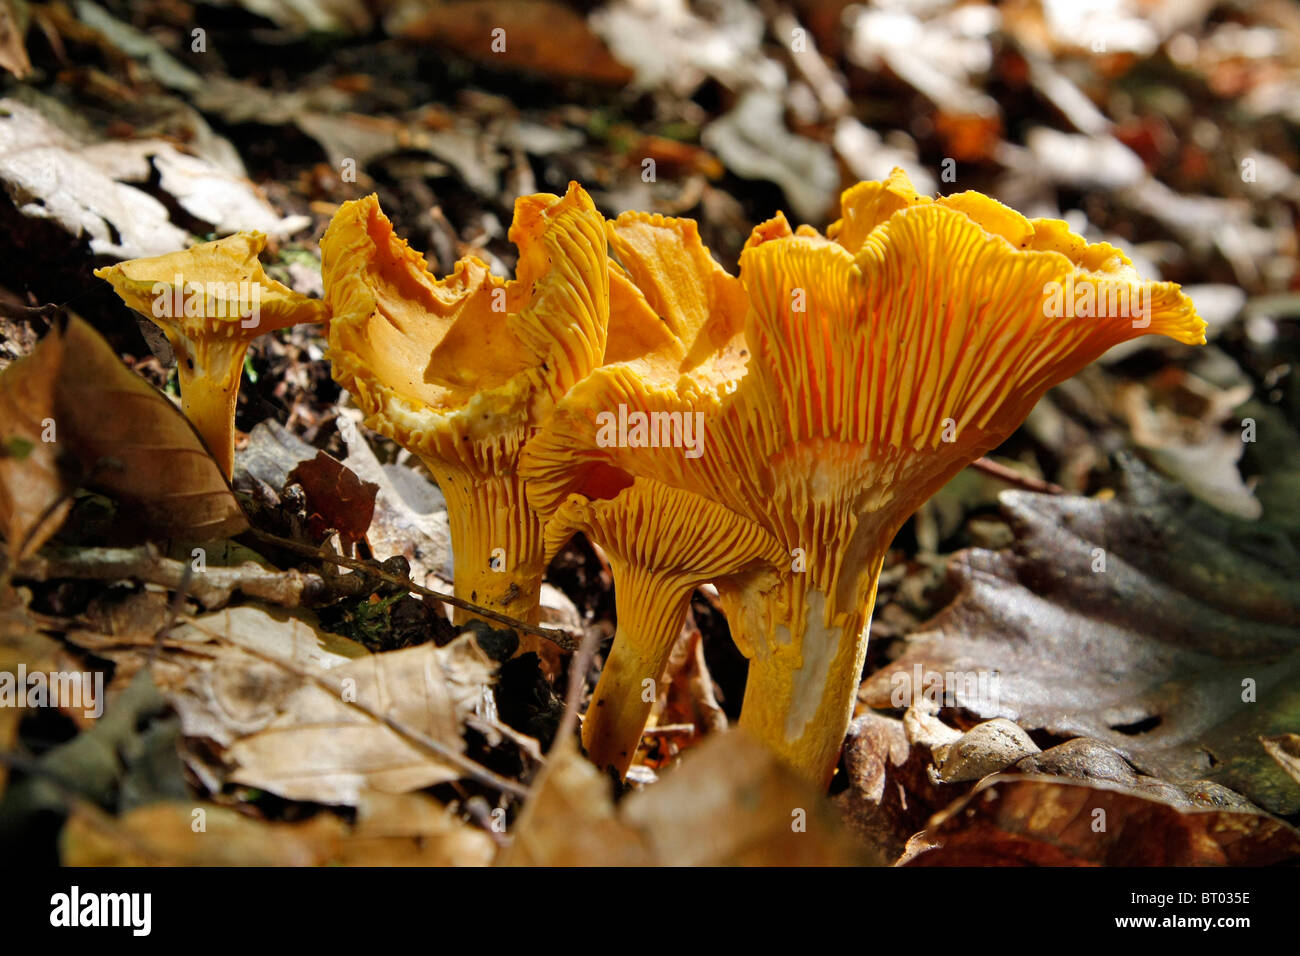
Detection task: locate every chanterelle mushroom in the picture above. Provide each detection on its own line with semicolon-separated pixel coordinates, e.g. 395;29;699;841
320;184;608;643
521;212;782;775
532;169;1205;784
96;233;328;476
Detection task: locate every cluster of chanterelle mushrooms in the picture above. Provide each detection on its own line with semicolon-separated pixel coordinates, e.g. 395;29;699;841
99;170;1206;788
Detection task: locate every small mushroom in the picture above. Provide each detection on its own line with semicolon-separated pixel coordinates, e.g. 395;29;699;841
320;184;608;640
95;233;328;476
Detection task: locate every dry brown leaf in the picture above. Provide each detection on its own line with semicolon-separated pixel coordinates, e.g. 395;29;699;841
0;321;73;561
905;774;1300;866
79;607;496;806
3;317;245;554
833;712;952;864
82;605;364;743
2;317;247;551
56;317;248;542
387;0;632;84
500;737;650;866
0;0;31;79
502;730;878;865
60;793;494;866
860;459;1300;815
287;450;377;555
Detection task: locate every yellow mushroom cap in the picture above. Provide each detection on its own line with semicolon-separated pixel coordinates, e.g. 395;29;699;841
322;183;609;477
320;183;609;631
95;233;328;476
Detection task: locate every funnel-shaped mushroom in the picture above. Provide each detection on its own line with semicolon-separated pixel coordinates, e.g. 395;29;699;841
96;233;328;476
321;184;608;639
522;212;784;774
531;169;1205;784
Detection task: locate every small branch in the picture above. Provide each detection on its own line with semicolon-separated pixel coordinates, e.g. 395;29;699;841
11;544;334;608
248;529;578;652
553;627;602;754
968;458;1064;495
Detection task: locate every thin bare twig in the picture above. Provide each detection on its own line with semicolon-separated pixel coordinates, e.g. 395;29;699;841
552;627;602;754
968;457;1064;495
247;528;578;651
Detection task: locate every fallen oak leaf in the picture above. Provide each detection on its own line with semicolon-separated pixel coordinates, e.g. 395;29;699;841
220;633;504;805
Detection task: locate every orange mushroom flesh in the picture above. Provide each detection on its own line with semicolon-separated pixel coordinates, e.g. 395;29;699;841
321;184;609;640
96;233;328;476
522;212;785;775
530;169;1205;785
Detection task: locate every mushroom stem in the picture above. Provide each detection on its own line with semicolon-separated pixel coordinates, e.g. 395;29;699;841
436;468;546;632
174;344;244;477
723;570;882;788
582;565;693;776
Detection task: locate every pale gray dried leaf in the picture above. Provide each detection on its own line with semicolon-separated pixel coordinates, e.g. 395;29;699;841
0;98;187;258
235;418;318;492
701;90;838;222
1024;129;1147;190
337;415;453;587
845;5;999;117
832;117;936;194
225;635;495;805
590;0;766;95
75;0;201;92
85;139;309;237
295;111;501;197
